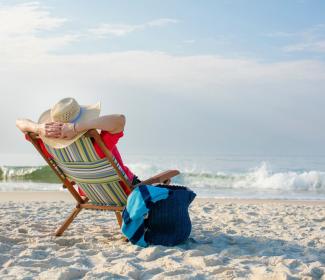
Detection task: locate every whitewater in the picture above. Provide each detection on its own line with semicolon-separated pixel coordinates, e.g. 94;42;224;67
1;154;325;199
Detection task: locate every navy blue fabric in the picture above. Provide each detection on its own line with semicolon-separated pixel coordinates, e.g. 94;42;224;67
145;185;196;246
139;185;154;209
129;222;145;244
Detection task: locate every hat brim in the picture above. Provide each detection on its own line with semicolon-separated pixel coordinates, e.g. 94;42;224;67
38;102;101;149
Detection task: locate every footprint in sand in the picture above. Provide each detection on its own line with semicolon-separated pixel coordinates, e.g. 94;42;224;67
54;237;84;247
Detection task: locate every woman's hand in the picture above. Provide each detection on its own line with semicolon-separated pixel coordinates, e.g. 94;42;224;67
16;119;77;139
39;122;78;139
37;122;63;138
43;122;78;139
16;119;62;138
59;123;78;139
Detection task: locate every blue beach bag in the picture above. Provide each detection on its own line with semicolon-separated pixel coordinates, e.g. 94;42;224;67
121;184;196;247
145;184;196;246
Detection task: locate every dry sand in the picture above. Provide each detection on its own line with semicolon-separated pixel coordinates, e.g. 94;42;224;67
0;191;324;279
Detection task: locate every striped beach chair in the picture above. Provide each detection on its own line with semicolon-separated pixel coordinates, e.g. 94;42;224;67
27;129;179;236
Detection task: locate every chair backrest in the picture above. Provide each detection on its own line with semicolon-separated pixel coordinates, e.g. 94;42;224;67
45;133;130;206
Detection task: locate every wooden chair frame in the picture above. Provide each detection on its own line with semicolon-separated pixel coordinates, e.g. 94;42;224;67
27;129;180;236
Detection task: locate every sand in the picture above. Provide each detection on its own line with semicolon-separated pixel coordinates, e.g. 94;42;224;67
0;192;324;279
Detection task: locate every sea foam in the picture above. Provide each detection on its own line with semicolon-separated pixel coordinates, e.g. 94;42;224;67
1;162;325;198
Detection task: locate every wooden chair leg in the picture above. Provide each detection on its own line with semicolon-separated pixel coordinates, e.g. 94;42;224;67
55;207;82;236
114;211;128;242
115;211;123;228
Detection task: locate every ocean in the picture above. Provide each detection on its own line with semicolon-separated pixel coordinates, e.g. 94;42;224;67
1;154;325;200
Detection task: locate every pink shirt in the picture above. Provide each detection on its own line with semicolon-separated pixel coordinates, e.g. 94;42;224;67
92;130;134;182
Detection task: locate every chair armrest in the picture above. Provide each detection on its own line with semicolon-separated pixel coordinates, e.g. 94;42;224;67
134;170;180;188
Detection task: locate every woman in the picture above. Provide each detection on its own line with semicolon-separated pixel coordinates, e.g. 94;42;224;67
16;98;141;191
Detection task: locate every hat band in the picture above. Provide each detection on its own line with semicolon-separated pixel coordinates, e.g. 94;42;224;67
70;108;83;123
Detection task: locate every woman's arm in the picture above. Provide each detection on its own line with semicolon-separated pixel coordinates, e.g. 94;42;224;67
57;114;126;139
16;119;39;134
76;114;125;134
16;119;62;138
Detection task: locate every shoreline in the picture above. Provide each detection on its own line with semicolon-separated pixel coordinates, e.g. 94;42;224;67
1;191;325;205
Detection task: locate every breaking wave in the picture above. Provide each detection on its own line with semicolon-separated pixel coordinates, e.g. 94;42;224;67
179;162;325;192
2;162;324;194
0;166;59;183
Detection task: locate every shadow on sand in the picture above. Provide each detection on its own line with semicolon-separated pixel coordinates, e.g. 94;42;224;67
181;232;325;265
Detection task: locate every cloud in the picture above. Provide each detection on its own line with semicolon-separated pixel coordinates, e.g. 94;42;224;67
2;2;325;155
0;2;65;35
265;31;296;38
0;2;79;60
2;50;325;103
0;2;180;57
88;18;179;38
268;24;325;53
88;24;139;37
1;3;324;111
283;40;325;53
3;50;325;155
146;18;179;27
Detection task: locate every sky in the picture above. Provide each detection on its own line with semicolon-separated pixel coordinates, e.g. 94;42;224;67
1;0;325;159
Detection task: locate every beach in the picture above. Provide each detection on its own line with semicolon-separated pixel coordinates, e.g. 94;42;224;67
2;0;325;279
0;192;324;279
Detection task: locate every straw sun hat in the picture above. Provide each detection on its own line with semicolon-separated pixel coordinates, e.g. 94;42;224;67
38;97;101;149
